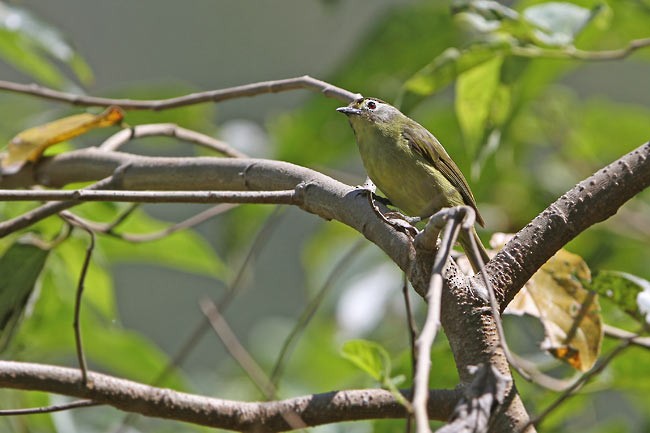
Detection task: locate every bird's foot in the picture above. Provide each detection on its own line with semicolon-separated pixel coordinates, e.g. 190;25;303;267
353;182;417;238
383;211;419;238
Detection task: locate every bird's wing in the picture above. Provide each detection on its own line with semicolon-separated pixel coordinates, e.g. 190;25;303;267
402;122;485;226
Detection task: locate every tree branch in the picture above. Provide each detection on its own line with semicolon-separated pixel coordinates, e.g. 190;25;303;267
0;148;415;275
0;188;299;204
511;37;650;61
0;361;460;432
488;141;650;309
100;123;248;157
0;75;361;109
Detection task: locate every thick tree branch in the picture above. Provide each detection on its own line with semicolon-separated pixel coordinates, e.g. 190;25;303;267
0;75;361;109
410;142;650;433
0;148;415;274
488;141;650;309
0;361;460;432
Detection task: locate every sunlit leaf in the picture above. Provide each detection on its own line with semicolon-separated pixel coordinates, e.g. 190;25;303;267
0;3;93;85
455;55;504;151
97;207;227;280
1;106;124;174
341;339;391;382
0;239;49;351
0;29;67;87
505;246;602;372
399;41;512;112
341;339;411;409
590;270;650;325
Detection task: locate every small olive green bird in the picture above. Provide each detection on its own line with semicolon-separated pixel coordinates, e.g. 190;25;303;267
337;97;489;272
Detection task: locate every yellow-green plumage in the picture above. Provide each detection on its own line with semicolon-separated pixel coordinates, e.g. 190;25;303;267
338;97;489;272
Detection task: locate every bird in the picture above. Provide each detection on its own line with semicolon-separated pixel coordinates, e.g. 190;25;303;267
337;97;489;272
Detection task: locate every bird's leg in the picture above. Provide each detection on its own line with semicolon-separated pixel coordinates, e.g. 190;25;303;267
385;212;421;226
354;178;418;237
382;211;420;238
355;178;392;220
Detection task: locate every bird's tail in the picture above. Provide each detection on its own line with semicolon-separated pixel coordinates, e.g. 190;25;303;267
458;227;490;274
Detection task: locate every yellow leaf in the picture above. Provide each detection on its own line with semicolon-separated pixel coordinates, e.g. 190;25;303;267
495;232;603;372
1;106;124;174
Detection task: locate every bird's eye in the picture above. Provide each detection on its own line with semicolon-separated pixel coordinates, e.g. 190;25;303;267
366;100;377;110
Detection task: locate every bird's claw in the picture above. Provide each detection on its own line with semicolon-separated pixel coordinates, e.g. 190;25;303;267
383;211;419;238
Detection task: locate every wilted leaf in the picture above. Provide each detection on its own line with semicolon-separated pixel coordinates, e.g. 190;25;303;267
0;239;49;351
506;248;602;372
341;339;391;382
590;270;650;325
1;106;124;174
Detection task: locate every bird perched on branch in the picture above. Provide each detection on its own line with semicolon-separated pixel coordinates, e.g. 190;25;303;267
337;97;489;272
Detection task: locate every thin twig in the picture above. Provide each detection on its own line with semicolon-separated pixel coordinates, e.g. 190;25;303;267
0;75;361;109
524;340;631;432
216;206;286;310
59;211;96;385
402;272;418;379
113;207;285;433
100;123;248;157
413;211;463;433
0;164;130;237
0;188;298;204
563;291;597;347
109;204;237;242
269;238;366;386
199;297;279;399
57;204;236;244
462;206;533;382
0;399;99;415
200;297;308;430
511;37;650;61
402;272;417;433
603;324;650;349
103;203;140;232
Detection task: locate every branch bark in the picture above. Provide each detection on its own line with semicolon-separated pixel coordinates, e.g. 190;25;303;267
0;361;460;432
0;75;361;109
407;141;650;432
0;149;415;276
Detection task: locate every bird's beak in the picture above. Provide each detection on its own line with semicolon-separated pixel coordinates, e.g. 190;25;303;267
336;106;362;116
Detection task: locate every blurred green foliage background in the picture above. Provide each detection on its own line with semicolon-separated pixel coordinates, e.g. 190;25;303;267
0;0;648;432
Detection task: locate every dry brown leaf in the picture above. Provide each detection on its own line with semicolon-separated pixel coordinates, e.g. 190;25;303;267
1;106;124;174
499;236;603;372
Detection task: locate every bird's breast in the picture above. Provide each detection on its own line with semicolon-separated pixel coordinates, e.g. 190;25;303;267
355;128;464;218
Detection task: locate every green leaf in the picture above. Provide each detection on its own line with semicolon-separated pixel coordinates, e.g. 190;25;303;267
399;41;511;112
0;4;93;86
523;2;595;46
0;29;66;87
97;207;227;280
589;270;650;324
341;339;391;382
0;240;49;350
455;55;504;151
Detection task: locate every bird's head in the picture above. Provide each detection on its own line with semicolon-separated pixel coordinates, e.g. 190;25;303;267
337;97;402;126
